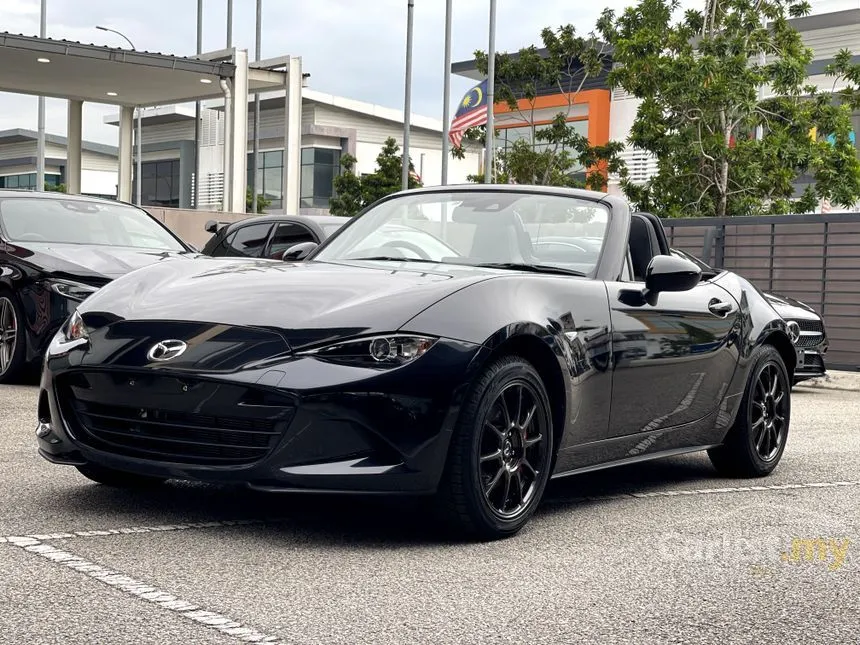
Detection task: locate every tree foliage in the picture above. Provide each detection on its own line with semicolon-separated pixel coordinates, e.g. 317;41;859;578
598;0;860;217
453;25;627;190
245;189;271;214
329;137;422;217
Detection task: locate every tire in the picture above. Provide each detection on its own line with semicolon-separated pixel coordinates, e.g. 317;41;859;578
0;290;27;385
76;464;167;488
708;344;791;478
436;355;554;540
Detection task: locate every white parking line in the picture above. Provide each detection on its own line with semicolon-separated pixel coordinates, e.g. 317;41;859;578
545;479;860;504
5;536;288;644
3;480;858;544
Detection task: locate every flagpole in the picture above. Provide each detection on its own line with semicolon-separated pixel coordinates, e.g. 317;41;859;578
441;0;453;186
402;0;415;191
483;0;497;184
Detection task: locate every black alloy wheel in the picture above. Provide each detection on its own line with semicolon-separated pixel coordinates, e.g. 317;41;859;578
0;292;25;384
437;355;554;539
751;362;788;462
478;380;548;519
708;344;791;477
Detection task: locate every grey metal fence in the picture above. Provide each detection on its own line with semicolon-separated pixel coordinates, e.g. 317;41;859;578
661;213;860;372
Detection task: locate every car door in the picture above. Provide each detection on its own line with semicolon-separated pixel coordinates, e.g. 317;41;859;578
605;238;741;438
264;221;318;259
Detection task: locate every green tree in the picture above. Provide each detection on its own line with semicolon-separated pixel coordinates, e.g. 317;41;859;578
246;189;271;213
45;182;66;193
598;0;860;217
329;137;421;217
452;25;627;190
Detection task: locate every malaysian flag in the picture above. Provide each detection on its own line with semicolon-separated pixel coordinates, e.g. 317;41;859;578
449;79;489;148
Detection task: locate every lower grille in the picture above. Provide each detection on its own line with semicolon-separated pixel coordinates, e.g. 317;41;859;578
801;353;825;371
57;371;295;466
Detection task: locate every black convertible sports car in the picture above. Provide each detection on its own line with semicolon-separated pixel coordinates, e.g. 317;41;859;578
37;185;798;538
0;191;194;383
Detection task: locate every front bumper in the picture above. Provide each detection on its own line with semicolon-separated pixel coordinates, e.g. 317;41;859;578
793;349;827;382
37;334;486;494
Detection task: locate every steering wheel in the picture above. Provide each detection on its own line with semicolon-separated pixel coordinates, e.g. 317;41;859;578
380;240;431;260
15;233;48;241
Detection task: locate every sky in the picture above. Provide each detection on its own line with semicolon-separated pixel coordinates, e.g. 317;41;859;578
1;0;857;145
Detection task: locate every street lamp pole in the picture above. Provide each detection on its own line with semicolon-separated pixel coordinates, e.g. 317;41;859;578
96;25;141;206
402;0;415;191
37;0;46;192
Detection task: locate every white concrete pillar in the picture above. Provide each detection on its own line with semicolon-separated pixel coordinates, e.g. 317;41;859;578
283;56;302;214
117;105;134;202
228;49;249;213
66;100;83;195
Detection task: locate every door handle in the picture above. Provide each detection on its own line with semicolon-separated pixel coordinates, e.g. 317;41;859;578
708;299;735;316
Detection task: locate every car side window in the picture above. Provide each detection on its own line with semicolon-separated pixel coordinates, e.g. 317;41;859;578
226;223;273;258
266;223;316;259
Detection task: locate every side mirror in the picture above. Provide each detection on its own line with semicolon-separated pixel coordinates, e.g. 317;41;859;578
645;255;701;294
204;219;219;234
281;241;319;262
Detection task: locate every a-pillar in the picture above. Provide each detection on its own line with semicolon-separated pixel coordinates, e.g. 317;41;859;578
117;105;134;202
66;100;83;195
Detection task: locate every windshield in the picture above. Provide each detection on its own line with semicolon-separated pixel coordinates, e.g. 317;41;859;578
314;190;610;275
0;197;186;251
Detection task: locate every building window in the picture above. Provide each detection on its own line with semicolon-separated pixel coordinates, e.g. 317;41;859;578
301;147;341;209
247;150;283;210
135;160;180;207
495;120;589;183
0;173;62;190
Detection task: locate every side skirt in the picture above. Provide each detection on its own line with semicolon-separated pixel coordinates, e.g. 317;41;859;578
550;444;721;480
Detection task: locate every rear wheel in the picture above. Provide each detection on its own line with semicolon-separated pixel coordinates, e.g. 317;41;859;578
708;345;791;477
0;291;26;385
76;464;167;488
436;355;554;539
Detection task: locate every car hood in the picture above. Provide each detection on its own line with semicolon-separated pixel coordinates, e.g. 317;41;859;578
763;291;819;320
79;258;498;350
13;242;195;281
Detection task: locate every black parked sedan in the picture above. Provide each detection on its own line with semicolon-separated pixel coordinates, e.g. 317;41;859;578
0;191;194;383
37;186;799;539
670;248;828;383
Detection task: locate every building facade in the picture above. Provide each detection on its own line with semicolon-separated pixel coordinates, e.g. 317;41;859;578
105;90;482;214
0;129;117;198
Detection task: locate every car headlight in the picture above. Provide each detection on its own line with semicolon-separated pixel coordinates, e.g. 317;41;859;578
48;279;100;302
299;334;437;367
62;310;90;343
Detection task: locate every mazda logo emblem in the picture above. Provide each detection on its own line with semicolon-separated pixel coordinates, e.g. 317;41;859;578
146;339;188;362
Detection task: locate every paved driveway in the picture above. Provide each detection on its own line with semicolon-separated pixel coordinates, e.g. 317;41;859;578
1;373;858;644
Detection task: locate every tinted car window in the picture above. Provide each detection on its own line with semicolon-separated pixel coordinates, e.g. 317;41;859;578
266;223;316;259
227;223;273;257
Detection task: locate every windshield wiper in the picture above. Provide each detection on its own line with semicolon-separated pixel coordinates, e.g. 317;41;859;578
346;256;441;264
473;262;586;277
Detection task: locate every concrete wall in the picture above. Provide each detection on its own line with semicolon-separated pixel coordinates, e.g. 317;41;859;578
146;207;252;249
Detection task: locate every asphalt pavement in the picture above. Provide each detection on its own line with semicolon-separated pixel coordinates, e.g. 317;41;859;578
1;372;858;644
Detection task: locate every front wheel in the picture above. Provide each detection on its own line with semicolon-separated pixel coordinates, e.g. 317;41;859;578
436;355;554;539
76;464;167;488
708;345;791;477
0;291;26;384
